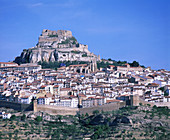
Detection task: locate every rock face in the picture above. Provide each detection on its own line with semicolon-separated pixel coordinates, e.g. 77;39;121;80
81;114;133;126
89;114;108;125
14;29;100;64
110;116;132;126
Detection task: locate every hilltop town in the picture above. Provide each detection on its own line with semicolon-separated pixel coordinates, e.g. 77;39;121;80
0;29;170;140
0;29;170;113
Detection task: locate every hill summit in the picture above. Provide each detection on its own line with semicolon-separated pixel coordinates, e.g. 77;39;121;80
14;29;100;64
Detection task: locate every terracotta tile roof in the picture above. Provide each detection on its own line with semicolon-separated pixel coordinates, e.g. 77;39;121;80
53;85;59;88
147;83;159;87
0;62;17;64
69;64;88;67
109;65;115;67
106;99;122;103
60;88;71;91
79;94;86;97
40;85;46;88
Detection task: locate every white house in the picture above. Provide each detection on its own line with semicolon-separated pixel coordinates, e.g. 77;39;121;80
163;96;170;102
82;98;94;108
133;88;144;96
108;76;116;84
70;96;79;108
164;85;170;95
2;113;11;119
20;95;33;104
37;96;52;105
55;98;72;107
95;71;106;77
45;85;54;94
153;80;166;87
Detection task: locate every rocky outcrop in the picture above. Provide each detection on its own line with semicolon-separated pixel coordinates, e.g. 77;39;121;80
110;116;132;126
81;114;133;127
14;29;100;64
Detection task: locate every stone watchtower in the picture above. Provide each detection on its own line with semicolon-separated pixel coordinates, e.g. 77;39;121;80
78;95;83;108
130;95;140;106
57;30;72;38
33;99;37;112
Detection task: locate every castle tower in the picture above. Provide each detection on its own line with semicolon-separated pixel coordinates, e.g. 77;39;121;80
130;94;140;106
33;99;37;113
78;95;83;108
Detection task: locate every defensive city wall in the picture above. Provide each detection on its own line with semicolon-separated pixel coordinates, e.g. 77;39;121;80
36;96;169;115
35;101;126;115
0;95;169;115
36;104;79;116
0;100;125;115
131;94;170;108
0;100;33;111
79;101;126;115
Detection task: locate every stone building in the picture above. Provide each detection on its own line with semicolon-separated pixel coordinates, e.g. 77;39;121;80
114;63;143;73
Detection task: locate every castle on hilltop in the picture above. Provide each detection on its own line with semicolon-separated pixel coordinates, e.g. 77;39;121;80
14;29;100;69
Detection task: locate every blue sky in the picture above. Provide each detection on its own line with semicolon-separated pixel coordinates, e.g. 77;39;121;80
0;0;169;70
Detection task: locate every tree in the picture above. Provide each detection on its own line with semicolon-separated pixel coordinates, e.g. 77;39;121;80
150;112;154;118
91;132;99;139
10;115;16;121
147;104;151;107
129;61;139;67
92;110;100;115
35;116;42;123
14;129;19;135
85;113;89;117
21;114;26;121
81;114;85;119
58;115;62;123
8;133;12;139
0;132;2;139
153;105;157;109
144;115;148;119
159;87;164;92
139;103;143;106
164;91;169;96
158;113;162;119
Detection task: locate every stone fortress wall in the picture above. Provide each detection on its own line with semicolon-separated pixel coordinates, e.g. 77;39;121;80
79;102;126;115
39;29;72;43
35;101;126;115
131;94;170;108
1;96;169;116
36;105;79;116
57;44;89;53
0;100;33;111
0;100;125;115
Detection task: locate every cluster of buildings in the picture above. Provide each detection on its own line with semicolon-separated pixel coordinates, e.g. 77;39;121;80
0;111;11;119
0;62;170;109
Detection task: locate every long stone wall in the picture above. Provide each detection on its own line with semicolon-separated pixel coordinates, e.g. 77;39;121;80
36;101;126;116
79;102;126;115
37;105;79;115
0;100;125;116
131;95;170;108
2;97;169;116
154;102;170;108
0;100;33;111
